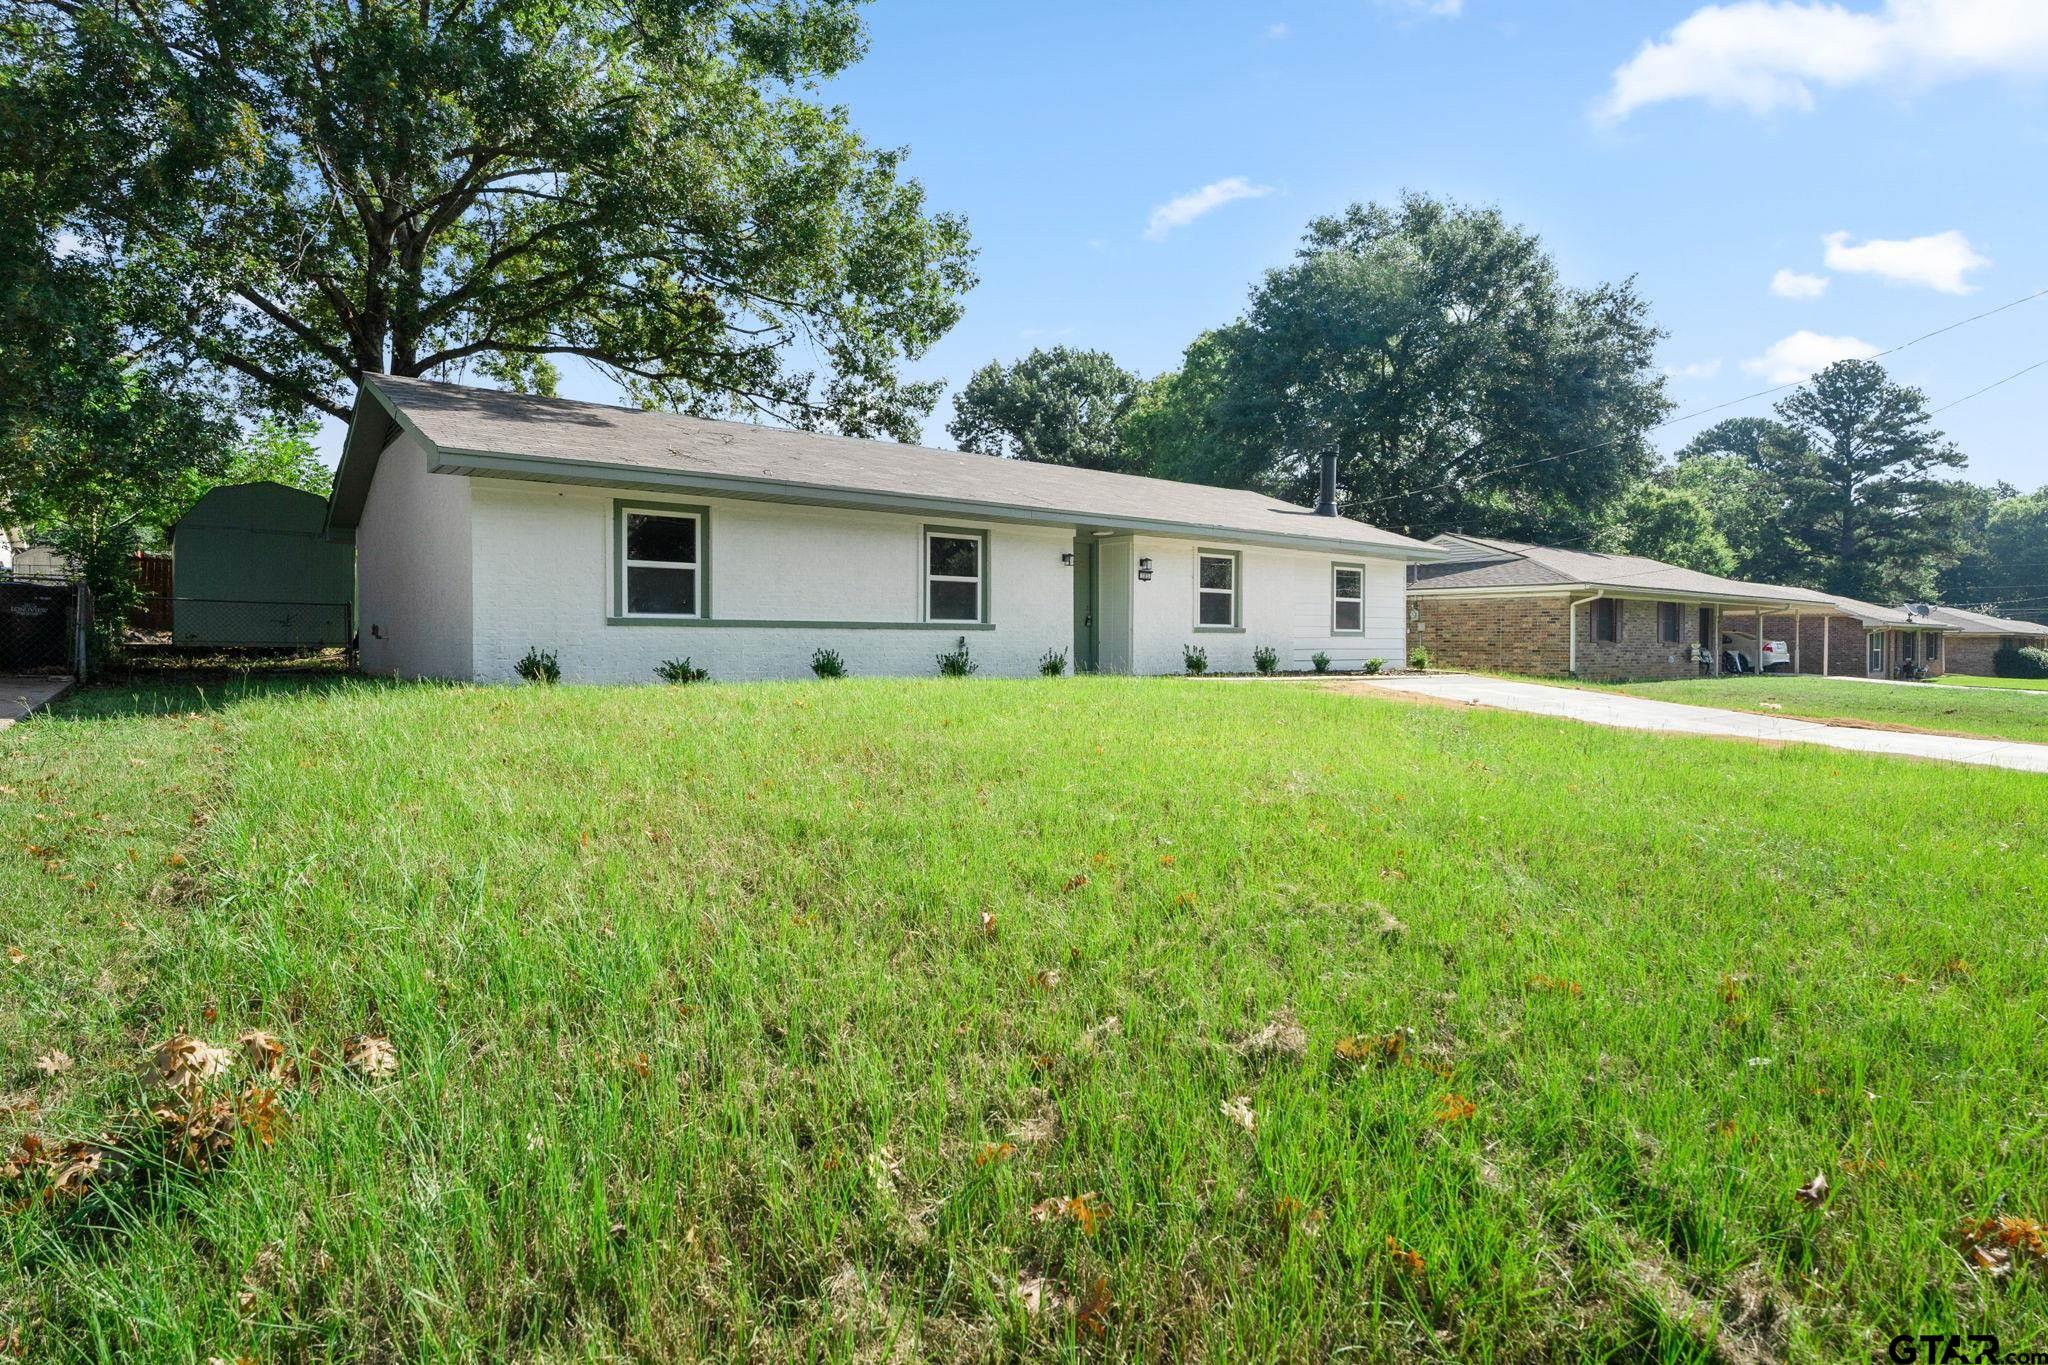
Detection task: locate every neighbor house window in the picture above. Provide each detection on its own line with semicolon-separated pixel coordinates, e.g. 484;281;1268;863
1590;599;1621;643
1867;631;1884;673
620;506;703;617
1925;631;1940;661
925;529;985;623
1902;633;1917;664
1197;551;1239;628
1658;602;1681;644
1332;564;1364;633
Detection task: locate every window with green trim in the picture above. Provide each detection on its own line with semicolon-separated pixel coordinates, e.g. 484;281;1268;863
1198;552;1237;627
926;529;985;623
622;508;701;618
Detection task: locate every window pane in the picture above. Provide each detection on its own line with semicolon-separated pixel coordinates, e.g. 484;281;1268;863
627;512;696;565
1199;556;1234;590
1199;590;1234;626
627;566;696;615
929;579;980;621
929;535;980;579
1334;568;1362;599
1335;600;1362;632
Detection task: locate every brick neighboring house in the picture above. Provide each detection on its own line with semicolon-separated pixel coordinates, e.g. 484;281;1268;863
1901;604;2048;676
1406;536;1833;681
1755;591;1954;679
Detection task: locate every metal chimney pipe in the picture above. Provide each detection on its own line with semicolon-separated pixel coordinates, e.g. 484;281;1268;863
1315;450;1338;516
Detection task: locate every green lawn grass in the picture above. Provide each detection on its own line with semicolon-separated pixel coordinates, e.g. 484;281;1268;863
1932;672;2048;692
4;676;2045;1360
1594;674;2048;744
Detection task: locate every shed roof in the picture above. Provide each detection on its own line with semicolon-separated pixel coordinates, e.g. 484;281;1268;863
328;375;1447;561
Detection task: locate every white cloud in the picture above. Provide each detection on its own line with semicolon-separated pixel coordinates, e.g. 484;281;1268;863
1822;229;1989;293
1143;177;1274;241
1597;0;2048;123
1019;326;1074;341
1266;22;1290;39
1664;358;1723;380
1375;0;1463;16
1742;330;1881;383
1770;268;1829;299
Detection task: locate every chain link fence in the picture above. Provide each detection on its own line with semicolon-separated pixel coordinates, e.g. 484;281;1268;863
0;576;92;677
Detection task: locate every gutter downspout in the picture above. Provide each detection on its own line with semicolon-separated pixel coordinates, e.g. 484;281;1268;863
1568;591;1603;677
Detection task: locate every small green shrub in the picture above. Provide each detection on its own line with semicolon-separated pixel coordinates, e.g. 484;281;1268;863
1362;658;1385;675
1310;651;1331;674
1995;643;2048;679
1038;648;1068;677
655;657;709;684
515;647;560;684
1409;646;1431;670
1182;644;1208;675
937;637;978;677
1252;645;1279;676
810;647;847;679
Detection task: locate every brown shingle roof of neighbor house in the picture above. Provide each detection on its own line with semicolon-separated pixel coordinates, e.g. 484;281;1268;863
327;375;1449;560
1905;603;2048;637
1410;534;1821;608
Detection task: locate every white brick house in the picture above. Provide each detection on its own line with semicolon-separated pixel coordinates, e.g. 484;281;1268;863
326;376;1445;684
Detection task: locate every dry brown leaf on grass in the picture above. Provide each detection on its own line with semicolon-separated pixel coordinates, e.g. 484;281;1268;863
1221;1096;1257;1135
33;1051;72;1076
1385;1235;1426;1276
979;911;997;939
236;1031;285;1076
1031;969;1060;991
1030;1193;1108;1236
1062;874;1089;893
1235;1010;1307;1061
155;1097;239;1169
1074;1276;1111;1338
1957;1216;2047;1280
1794;1171;1829;1209
1337;1029;1410;1065
152;1035;233;1093
343;1035;398;1079
5;947;25;965
975;1142;1016;1167
1433;1093;1476;1124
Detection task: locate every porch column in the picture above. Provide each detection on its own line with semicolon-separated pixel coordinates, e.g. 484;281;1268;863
1792;611;1801;673
1756;609;1764;673
1822;618;1830;675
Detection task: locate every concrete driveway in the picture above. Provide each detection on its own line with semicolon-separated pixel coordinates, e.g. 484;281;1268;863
1339;673;2048;774
0;676;72;731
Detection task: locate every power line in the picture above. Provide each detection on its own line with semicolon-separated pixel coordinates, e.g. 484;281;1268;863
1353;284;2048;510
1931;356;2048;415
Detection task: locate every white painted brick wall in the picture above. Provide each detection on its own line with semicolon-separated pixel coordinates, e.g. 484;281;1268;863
1126;536;1407;674
357;434;474;679
465;480;1076;683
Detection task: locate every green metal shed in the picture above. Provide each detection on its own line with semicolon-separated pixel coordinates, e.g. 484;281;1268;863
170;482;356;647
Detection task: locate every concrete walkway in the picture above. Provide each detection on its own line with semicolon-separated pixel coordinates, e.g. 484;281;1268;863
1339;673;2048;774
0;677;73;731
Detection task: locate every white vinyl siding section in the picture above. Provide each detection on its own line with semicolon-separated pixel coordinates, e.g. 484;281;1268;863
356;432;473;680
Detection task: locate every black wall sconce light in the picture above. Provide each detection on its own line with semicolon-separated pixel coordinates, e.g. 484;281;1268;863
1061;551;1075;566
1136;557;1154;582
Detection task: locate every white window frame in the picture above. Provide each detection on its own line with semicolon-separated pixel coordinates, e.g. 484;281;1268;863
1866;630;1884;674
618;505;703;620
1331;563;1365;635
924;527;986;624
1195;550;1240;630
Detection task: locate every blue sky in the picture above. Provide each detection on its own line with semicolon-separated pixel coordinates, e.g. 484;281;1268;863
333;0;2048;489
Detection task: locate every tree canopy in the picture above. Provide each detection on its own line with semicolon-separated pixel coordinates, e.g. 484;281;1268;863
10;0;975;438
1605;483;1735;577
1763;359;1970;601
947;347;1142;471
1125;194;1671;540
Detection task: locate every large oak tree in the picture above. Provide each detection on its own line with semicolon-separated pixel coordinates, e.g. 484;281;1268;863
9;0;975;437
1128;194;1671;540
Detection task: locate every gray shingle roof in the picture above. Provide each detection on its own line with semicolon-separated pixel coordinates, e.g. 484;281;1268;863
1907;603;2048;637
329;376;1444;560
1410;535;1817;608
1408;535;1948;627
